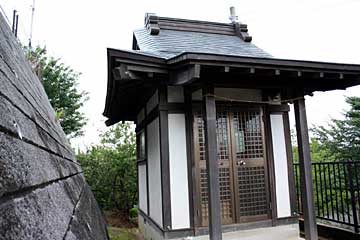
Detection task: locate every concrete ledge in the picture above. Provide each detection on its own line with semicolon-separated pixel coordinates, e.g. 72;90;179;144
299;219;360;240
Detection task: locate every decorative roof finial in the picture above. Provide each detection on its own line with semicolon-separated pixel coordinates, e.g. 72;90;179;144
229;6;238;23
229;7;252;42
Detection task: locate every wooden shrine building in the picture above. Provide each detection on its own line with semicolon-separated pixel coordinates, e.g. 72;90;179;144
103;12;360;240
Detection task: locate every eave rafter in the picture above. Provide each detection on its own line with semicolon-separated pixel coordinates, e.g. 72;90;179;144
169;64;201;85
113;64;168;81
104;48;360;125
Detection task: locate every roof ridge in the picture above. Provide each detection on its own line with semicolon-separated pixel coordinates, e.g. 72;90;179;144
144;13;252;42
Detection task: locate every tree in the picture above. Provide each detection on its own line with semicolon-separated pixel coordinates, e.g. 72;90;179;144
292;97;360;217
312;96;360;161
25;46;88;138
77;122;137;213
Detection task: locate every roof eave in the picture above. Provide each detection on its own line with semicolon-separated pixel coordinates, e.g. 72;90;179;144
103;48;167;119
103;49;360;125
166;52;360;72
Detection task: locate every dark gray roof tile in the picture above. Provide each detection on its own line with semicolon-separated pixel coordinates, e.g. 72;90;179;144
134;28;272;59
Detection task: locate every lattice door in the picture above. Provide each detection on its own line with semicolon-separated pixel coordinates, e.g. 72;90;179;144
194;110;235;226
193;106;270;226
231;108;269;223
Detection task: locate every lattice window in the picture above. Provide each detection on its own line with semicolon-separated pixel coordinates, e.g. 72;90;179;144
196;115;206;161
216;112;229;161
200;168;233;224
195;111;229;161
233;111;263;159
237;166;268;216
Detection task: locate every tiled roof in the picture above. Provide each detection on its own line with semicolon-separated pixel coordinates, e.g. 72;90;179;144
133;24;272;59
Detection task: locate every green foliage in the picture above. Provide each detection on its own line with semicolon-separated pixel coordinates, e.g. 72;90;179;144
129;208;138;219
292;138;334;164
77;122;137;212
293;97;360;218
312;96;360;161
25;46;88;138
108;227;138;240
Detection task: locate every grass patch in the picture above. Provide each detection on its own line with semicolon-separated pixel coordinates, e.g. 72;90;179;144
108;227;139;240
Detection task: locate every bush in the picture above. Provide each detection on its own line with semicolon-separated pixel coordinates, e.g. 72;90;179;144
77;122;137;213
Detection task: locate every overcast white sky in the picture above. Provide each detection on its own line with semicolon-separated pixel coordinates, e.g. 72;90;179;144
1;0;360;149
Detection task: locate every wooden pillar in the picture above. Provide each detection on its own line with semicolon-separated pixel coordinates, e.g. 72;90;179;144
294;97;318;240
184;87;196;228
159;86;172;230
202;85;222;240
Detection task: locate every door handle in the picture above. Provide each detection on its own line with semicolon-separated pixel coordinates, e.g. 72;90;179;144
237;160;246;166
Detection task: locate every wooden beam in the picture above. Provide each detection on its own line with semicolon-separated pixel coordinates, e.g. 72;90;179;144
158;86;172;230
202;85;222;240
127;64;168;74
294;97;318;240
170;64;200;85
113;65;142;80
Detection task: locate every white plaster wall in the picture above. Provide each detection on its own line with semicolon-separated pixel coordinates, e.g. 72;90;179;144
168;86;184;103
147;117;163;227
192;88;262;101
270;114;291;218
168;114;190;229
138;164;148;213
146;90;159;114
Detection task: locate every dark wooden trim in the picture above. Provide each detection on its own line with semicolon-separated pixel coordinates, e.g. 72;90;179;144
267;104;290;113
136;129;146;162
225;110;238;224
266;108;298;226
137;159;147;165
184;87;196;231
136;149;140;220
167;52;360;72
170;64;201;85
283;112;297;217
264;106;278;225
192;106;202;227
158;103;185;113
195;219;274;236
145;115;150;216
139;208;194;239
294;97;318;240
135;106;159;133
276;216;298;226
260;107;273;224
140;209;296;240
108;48;166;64
202;85;222;239
158;86;172;230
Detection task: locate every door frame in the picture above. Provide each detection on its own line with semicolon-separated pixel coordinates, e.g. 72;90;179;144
229;106;271;223
191;102;274;227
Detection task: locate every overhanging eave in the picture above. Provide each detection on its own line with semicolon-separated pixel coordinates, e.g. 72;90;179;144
104;49;360;125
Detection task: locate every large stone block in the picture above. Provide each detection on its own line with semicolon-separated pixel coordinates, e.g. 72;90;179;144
0;10;108;240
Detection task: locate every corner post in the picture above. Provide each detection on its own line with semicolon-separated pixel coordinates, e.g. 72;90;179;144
159;86;172;230
294;97;318;240
202;85;222;240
